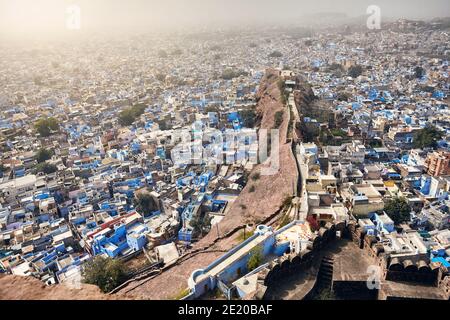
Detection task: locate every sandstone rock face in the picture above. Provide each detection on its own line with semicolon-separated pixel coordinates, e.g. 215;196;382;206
0;273;130;300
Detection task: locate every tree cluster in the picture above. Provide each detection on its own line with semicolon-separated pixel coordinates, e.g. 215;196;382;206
35;148;53;163
133;192;159;217
413;125;443;149
35;117;59;137
274;111;284;128
118;104;147;126
268;51;283;58
220;69;248;80
82;256;129;293
247;246;263;271
238;108;257;128
34;162;57;175
348;65;363;78
384;197;411;225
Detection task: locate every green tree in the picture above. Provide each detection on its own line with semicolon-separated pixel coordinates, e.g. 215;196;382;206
282;195;293;208
205;106;220;113
118;104;147;126
247;245;263;272
268;51;283;58
251;172;261;181
239;109;257;128
118;109;135;126
190;214;213;238
157;120;169;131
369;139;383;148
35;117;59;137
133;193;158;217
277;79;288;104
131;104;146;117
336;92;351;101
155;73;166;82
384;197;411;225
74;169;92;180
330;128;347;137
274;111;284;128
414;66;425;79
34;162;57;174
82;256;129;293
327;63;344;73
348;65;363;78
413;125;443;149
35;148;53;163
317;289;336;300
220;68;248;80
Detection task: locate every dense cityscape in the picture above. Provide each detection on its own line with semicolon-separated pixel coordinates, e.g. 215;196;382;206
0;1;449;303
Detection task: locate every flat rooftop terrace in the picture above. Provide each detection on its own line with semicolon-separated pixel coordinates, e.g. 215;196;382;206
196;232;267;283
196;222;313;285
332;241;374;282
275;223;312;244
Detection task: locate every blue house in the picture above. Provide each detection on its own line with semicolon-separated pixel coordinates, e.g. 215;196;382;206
372;213;395;234
188;221;313;298
178;228;193;242
126;224;148;251
91;224;129;258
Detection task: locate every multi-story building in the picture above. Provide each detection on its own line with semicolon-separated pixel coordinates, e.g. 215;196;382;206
425;150;450;177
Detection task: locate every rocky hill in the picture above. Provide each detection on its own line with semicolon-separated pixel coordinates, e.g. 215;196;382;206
0;273;131;300
115;69;299;299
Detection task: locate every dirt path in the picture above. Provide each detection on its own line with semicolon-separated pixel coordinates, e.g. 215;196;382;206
0;274;131;300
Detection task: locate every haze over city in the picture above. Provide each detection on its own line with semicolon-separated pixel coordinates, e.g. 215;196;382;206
1;0;450;38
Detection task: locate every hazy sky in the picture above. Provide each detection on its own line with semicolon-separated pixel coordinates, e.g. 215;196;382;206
1;0;449;37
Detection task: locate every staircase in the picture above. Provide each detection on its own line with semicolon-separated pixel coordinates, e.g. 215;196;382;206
316;256;334;291
303;255;335;300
